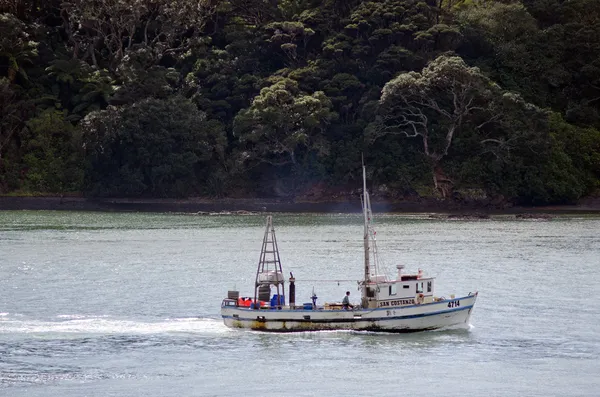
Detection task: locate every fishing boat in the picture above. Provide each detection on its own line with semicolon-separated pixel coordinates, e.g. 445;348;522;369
220;165;478;332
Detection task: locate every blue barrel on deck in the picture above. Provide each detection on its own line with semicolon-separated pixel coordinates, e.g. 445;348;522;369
303;302;313;310
270;294;285;307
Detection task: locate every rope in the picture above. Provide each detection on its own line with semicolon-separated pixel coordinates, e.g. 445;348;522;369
292;279;360;283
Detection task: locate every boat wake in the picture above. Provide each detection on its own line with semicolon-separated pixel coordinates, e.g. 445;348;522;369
0;313;230;336
0;314;237;389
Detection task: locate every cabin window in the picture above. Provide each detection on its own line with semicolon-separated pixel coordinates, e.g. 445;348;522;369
427;281;432;293
416;283;423;293
389;284;397;296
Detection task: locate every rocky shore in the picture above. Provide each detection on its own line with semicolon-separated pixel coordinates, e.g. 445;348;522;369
1;195;599;214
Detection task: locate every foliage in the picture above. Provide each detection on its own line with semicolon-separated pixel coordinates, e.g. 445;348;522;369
233;78;337;194
60;0;218;70
0;13;38;83
373;55;501;197
81;96;226;197
234;78;337;166
0;0;598;205
22;110;84;193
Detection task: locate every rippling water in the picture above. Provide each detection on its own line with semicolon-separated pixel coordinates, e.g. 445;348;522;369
1;211;599;396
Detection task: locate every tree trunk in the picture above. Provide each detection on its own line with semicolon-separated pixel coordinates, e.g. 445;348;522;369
7;67;17;83
432;164;453;199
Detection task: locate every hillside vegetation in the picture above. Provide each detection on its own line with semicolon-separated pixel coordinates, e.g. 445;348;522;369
1;0;599;205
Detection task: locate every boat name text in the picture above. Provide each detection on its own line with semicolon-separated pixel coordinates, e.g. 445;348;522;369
378;299;414;307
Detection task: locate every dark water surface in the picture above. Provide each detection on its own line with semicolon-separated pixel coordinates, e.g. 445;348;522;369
1;211;599;396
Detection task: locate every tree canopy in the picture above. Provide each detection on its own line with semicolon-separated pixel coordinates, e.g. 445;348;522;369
0;0;599;205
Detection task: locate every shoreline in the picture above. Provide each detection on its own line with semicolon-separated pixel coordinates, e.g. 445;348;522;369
1;196;600;214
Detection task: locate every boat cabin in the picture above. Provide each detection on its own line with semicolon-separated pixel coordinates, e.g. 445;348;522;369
362;266;435;309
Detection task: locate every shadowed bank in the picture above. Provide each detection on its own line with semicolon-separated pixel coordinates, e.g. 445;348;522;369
1;196;600;214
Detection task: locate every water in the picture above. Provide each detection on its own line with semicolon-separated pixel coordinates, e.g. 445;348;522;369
1;211;599;396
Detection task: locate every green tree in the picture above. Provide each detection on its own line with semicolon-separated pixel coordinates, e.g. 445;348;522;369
262;21;316;66
21;110;84;193
81;96;226;197
61;0;218;70
0;77;29;192
548;113;600;193
371;55;501;197
472;93;587;205
234;78;337;195
45;58;114;120
234;78;337;167
0;13;38;83
0;78;23;161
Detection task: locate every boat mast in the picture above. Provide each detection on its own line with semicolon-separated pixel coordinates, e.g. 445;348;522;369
362;163;370;285
254;216;285;309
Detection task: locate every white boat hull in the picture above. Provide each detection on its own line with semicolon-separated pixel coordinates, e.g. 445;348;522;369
221;294;477;333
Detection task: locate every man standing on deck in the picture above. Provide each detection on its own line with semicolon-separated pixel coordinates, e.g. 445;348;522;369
342;291;353;310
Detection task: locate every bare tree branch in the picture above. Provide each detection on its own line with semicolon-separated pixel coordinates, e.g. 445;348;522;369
374;55;504;197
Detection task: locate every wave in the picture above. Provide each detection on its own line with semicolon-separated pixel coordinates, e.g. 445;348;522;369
432;323;473;332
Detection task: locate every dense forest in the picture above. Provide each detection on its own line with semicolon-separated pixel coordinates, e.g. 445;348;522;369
1;0;599;205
